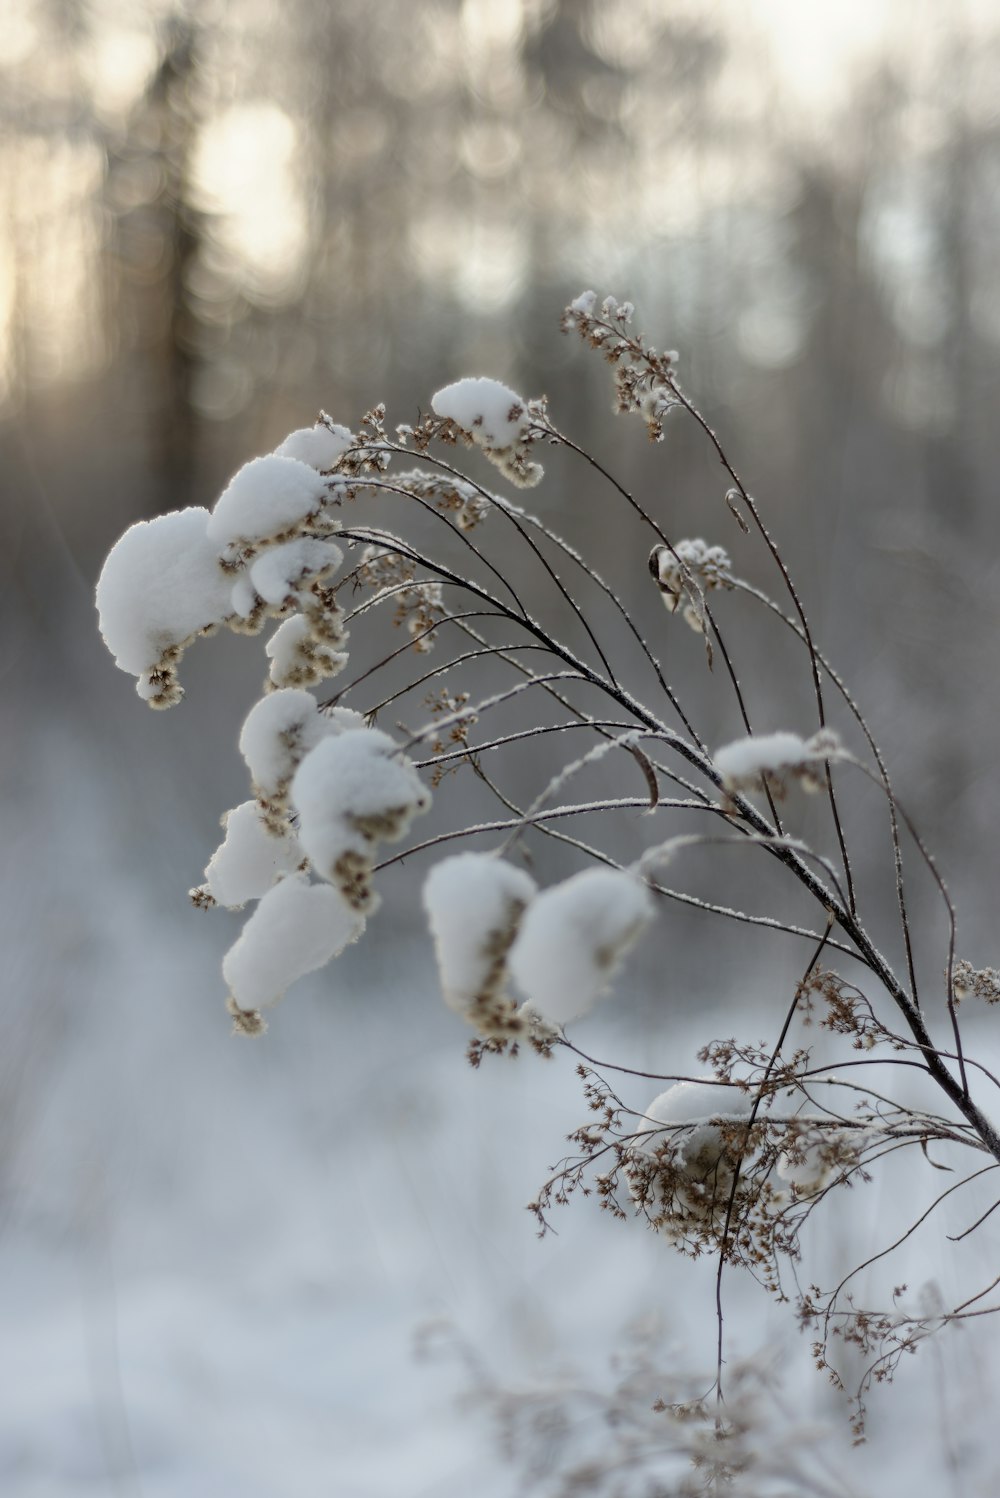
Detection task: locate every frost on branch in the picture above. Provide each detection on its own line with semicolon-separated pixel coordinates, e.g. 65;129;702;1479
509;868;654;1028
391;468;491;532
714;728;842;798
223;873;365;1030
431;377;546;488
423;853;537;1035
96;507;237;709
648;538;732;633
195;800;303;910
291;728;431;914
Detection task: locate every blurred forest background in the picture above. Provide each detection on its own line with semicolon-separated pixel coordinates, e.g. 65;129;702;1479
4;2;1000;1494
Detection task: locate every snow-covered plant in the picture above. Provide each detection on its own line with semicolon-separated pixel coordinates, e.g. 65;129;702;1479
97;295;1000;1449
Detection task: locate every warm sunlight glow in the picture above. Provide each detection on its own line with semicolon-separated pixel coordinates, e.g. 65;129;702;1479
191;103;308;300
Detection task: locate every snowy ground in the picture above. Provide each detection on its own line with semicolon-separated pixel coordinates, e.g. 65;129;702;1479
4;622;1000;1494
4;827;1000;1496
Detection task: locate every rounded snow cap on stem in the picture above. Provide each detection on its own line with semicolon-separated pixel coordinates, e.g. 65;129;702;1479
223;873;365;1030
197;800;303;911
714;728;842;798
423;853;537;1036
627;1079;754;1238
431;376;547;488
96;506;236;709
207;454;331;549
509;868;654;1028
273;420;353;471
291;727;431;914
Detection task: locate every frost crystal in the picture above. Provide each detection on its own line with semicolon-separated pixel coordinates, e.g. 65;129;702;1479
207;454;329;548
202;801;303;909
509;868;654;1027
423;854;537;1034
273;421;353;471
714;729;841;796
223;873;364;1016
95;506;235;708
291;728;430;913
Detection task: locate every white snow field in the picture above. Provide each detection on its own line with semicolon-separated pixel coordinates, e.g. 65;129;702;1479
4;633;1000;1497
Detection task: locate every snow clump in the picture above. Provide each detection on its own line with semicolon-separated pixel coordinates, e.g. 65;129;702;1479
265;614;348;689
273;421;353;471
714;729;842;797
291;727;430;914
238;689;345;829
223;873;364;1030
248;538;343;606
207;454;330;549
197;801;303;910
509;868;654;1028
423;854;537;1034
431;377;546;488
95;507;236;708
627;1080;754;1237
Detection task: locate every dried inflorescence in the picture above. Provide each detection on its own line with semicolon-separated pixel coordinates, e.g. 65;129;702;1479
776;1121;861;1200
562;290;679;440
425;687;478;785
392;467;492;531
648;538;733;633
952;959;1000;1004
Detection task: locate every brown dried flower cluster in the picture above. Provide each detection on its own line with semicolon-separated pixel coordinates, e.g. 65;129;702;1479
562;290;679;440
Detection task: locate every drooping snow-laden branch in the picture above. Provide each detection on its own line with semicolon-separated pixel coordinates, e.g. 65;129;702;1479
96;295;1000;1431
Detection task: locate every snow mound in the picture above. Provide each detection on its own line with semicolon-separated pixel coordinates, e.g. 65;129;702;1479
203;801;303;909
509;868;654;1027
95;506;234;706
223;874;364;1013
423;853;536;1031
714;729;840;794
207;455;328;548
238;689;336;803
273;421;353;470
432;378;530;451
291;729;430;914
249;539;344;606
